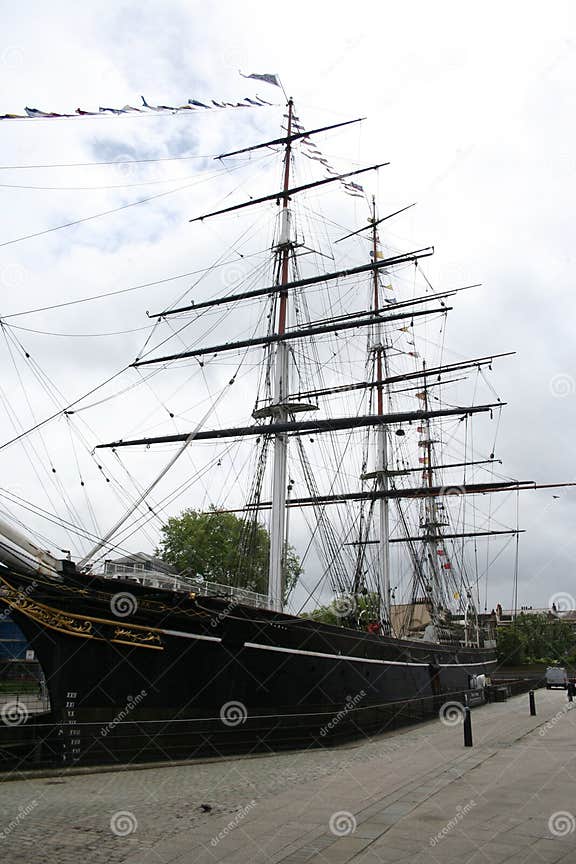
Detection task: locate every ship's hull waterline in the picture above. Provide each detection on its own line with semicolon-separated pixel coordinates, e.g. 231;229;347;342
0;568;496;767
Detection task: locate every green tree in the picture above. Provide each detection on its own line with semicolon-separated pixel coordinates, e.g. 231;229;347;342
496;613;576;666
304;593;380;627
157;507;301;599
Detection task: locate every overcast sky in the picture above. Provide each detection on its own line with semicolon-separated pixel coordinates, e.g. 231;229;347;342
0;0;575;616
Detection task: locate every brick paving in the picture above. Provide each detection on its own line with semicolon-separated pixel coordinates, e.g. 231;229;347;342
1;689;575;863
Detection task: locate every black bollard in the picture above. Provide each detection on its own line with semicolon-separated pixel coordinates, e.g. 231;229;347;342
529;690;536;716
463;706;473;747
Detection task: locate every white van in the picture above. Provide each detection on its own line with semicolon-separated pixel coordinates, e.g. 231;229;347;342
545;666;569;689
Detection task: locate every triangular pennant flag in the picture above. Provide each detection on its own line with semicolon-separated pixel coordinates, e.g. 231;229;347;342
239;71;281;87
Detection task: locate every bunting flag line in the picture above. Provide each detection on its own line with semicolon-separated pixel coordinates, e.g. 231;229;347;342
0;94;276;121
290;109;367;202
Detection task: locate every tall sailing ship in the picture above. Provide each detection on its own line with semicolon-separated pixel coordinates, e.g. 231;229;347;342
0;95;559;766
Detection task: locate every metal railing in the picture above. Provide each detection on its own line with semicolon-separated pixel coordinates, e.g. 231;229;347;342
99;567;272;610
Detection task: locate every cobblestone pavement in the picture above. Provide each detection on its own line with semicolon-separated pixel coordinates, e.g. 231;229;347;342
1;690;575;863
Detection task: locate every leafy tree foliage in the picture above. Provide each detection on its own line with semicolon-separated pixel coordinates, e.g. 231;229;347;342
496;613;576;666
158;507;301;598
304;593;380;627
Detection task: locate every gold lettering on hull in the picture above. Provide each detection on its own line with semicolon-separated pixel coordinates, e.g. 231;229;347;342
114;628;162;647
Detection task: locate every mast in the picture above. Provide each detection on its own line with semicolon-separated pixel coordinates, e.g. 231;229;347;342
268;98;294;611
370;197;392;632
421;361;443;617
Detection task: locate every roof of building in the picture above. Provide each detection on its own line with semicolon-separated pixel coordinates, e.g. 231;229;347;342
107;552;176;574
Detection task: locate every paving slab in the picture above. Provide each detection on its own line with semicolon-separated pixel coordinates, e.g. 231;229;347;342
1;689;576;862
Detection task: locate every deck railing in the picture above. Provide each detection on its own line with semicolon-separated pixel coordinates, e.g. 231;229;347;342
100;565;272;610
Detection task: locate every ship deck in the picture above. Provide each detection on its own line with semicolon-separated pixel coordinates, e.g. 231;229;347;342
0;687;574;863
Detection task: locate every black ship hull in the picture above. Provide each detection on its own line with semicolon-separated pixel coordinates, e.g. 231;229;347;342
0;567;497;768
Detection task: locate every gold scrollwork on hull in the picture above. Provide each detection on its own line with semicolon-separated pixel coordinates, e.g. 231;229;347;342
0;572;166;648
1;587;93;637
113;627;163;649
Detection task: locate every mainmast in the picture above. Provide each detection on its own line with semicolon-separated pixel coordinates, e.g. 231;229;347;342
268;98;294;611
370;198;392;632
